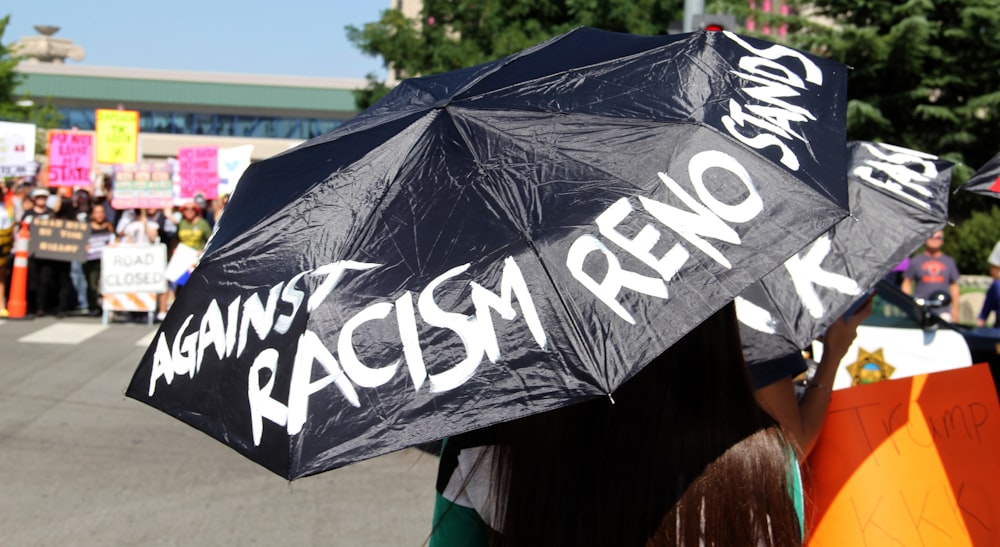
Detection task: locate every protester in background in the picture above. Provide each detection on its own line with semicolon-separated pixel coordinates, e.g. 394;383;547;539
84;205;115;316
114;208;162;322
191;194;216;229
117;209;160;245
431;303;804;547
902;230;961;321
987;240;1000;281
67;188;95;313
146;207;177;248
9;179;33;224
48;188;82;314
22;188;73;317
93;174;116;227
977;283;1000;327
975;241;1000;327
176;201;211;251
162;201;212;321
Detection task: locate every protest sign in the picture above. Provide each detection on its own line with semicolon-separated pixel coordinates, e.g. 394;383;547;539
28;218;90;262
47;130;94;187
95;109;139;164
807;364;1000;546
112;161;174;209
178;146;219;199
0;221;12;267
0;121;37;177
217;144;252;196
101;244;167;294
163;243;200;285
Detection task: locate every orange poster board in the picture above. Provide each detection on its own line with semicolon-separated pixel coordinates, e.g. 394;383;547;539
806;364;1000;546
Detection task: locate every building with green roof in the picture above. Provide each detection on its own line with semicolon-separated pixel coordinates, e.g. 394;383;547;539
13;27;366;162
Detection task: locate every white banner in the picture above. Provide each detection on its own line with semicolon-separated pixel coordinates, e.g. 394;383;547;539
217;144;253;196
101;244;168;294
0;121;37;176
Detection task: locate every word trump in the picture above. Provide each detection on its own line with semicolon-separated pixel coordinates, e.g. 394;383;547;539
145;257;546;445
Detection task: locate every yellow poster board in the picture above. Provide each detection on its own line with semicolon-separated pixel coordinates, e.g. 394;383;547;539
807;364;1000;546
95;109;139;164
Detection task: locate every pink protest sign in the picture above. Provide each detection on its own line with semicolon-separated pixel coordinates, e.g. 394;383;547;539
46;131;94;187
178;146;220;199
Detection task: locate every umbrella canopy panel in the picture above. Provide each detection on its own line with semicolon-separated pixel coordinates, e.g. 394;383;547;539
128;28;849;479
739;141;953;365
958;150;1000;198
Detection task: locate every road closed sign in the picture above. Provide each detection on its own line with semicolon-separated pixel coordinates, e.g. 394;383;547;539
101;244;167;294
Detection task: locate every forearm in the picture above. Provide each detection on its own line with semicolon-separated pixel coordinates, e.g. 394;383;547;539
796;353;839;457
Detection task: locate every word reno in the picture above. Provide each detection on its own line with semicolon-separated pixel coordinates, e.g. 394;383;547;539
720;31;824;172
568;150;763;324
853;142;939;210
146;257;546;445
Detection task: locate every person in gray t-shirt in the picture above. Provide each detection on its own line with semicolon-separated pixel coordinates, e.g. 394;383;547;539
902;230;960;320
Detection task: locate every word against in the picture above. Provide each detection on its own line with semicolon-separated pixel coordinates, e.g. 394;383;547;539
567;149;763;324
146;256;547;445
720;31;824;172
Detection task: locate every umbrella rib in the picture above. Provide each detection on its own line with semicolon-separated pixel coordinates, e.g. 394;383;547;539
453;113;665;393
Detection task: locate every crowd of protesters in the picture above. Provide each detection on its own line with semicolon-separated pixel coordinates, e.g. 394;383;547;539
0;175;226;320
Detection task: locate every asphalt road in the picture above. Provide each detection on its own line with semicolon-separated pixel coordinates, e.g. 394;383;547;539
0;315;439;547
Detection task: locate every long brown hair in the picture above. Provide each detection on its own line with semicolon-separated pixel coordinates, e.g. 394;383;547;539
485;302;801;546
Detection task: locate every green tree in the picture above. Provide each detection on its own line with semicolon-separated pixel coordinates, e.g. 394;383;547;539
943;207;1000;275
346;0;685;109
0;15;63;153
767;0;1000;223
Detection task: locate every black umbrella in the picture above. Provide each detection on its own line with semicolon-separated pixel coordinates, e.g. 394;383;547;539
738;141;953;365
957;151;1000;198
127;28;849;479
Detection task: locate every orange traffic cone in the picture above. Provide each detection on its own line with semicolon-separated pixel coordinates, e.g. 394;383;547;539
7;222;30;319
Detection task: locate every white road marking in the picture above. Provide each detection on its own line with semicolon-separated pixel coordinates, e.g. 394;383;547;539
135;330;158;348
18;323;109;344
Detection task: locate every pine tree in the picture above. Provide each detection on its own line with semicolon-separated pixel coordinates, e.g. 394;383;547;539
771;0;1000;222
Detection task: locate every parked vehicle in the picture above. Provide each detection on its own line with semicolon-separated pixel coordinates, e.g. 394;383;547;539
817;279;1000;395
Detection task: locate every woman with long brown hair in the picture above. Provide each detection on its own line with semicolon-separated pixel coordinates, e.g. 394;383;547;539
430;302;822;546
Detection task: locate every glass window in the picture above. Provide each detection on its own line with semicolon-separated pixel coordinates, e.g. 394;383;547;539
862;293;921;329
54;107;343;138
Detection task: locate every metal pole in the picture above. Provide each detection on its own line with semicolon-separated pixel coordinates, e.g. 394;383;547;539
683;0;705;32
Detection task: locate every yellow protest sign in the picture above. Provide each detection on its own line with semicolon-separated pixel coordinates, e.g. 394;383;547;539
807;364;1000;546
95;109;139;164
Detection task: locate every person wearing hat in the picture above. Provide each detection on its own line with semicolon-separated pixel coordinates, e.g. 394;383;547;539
176;201;212;252
21;188;73;316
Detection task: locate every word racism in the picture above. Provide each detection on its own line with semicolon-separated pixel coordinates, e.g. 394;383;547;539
145;34;830;445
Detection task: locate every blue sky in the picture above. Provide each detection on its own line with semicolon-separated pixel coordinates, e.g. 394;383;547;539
4;1;389;80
